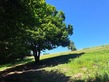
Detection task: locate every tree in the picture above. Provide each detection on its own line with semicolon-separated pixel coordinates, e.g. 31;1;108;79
68;41;76;51
0;0;38;64
26;3;73;63
0;0;74;64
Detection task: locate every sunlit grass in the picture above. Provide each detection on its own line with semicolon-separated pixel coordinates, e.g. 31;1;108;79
1;44;109;82
42;44;109;81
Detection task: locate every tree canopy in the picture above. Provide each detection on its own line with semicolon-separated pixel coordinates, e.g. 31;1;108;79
0;0;74;64
0;0;38;63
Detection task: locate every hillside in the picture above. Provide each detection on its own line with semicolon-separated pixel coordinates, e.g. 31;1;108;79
0;44;109;82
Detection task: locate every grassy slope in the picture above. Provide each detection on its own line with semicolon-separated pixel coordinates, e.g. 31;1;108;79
42;45;109;81
0;45;109;82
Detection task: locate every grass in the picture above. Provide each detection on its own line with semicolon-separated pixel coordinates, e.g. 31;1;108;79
0;57;34;71
0;44;109;82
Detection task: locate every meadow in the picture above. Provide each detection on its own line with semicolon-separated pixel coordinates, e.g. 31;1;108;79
0;45;109;82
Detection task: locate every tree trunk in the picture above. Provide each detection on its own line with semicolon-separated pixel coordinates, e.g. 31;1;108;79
36;49;40;62
33;50;38;63
33;49;40;63
38;49;40;61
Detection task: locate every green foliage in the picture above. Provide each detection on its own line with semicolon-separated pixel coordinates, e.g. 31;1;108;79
0;0;73;64
25;1;73;62
28;4;73;50
68;40;76;51
0;0;38;64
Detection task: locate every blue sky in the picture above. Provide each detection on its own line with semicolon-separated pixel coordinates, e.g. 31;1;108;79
44;0;109;54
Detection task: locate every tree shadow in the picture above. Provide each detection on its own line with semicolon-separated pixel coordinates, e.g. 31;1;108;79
0;69;70;82
40;52;84;67
0;52;84;82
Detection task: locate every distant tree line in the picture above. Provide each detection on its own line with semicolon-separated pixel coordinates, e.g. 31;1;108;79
0;0;74;64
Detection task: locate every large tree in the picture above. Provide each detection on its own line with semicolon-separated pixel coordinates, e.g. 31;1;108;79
0;0;38;64
0;0;73;64
26;2;73;63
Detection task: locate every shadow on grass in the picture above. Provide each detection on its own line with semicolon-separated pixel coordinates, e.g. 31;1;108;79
40;52;84;67
0;70;70;82
0;52;84;82
0;57;33;68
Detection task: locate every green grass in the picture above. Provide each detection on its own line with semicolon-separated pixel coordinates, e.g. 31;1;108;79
0;44;109;82
0;57;34;71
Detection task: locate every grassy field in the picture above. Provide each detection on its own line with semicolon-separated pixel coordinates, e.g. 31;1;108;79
0;45;109;82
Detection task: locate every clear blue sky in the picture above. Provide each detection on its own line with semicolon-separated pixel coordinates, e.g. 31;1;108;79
44;0;109;54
